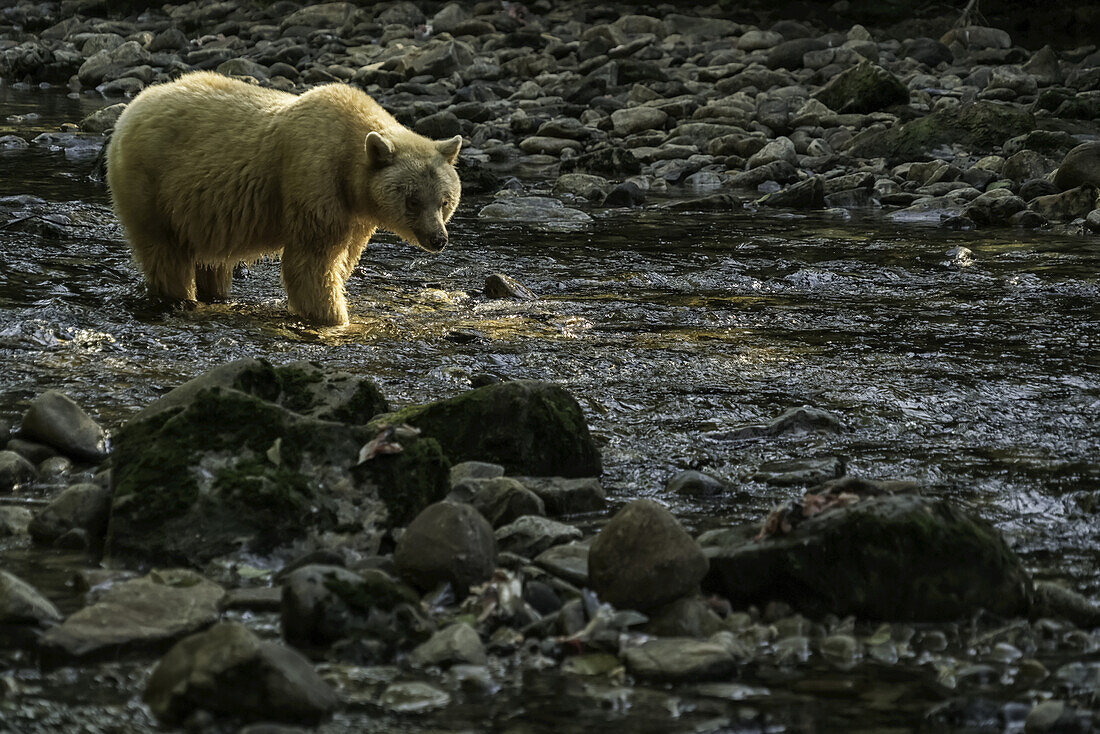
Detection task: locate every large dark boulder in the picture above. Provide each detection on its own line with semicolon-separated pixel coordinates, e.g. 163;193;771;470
813;61;910;114
376;380;601;477
1054;141;1100;190
846;102;1035;163
106;360;447;565
588;499;708;612
145;622;337;726
702;494;1032;621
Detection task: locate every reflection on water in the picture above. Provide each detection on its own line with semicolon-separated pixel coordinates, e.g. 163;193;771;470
1;85;1099;732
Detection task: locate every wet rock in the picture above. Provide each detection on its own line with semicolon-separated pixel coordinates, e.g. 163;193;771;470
409;622;486;667
729;160;799;189
0;506;33;537
753;456;845;486
40;569;224;660
107;360;443;564
739;30;783;51
757;176;825;209
722;406;841;440
0;450;37;491
847;102;1035;163
560;146;642;177
375;380;601;477
1032;581;1100;628
395;501;496;594
478;196;592;226
19;390;107;463
667;470;729;497
813;61;909;114
495;515;581;557
29;482;111;548
468;477;545;527
553;173;613;202
1030;185;1098;222
1024;701;1090;733
702;494;1032;621
1054;141;1100;190
524;580;562;615
77;41;151;87
589;499;708;612
534;541;590;586
378;681;450;713
603;181;646;207
78;102;126;133
484;273;536;300
415;111;462;139
216;58;270;80
0;570;62;624
515;476;606;515
145;622;337;726
281;564;419;647
621;636;738;680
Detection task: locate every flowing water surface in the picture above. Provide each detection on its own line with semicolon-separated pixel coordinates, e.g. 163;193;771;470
1;86;1099;733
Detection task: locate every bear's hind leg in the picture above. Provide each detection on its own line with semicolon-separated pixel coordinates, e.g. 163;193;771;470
196;263;233;302
130;230;197;303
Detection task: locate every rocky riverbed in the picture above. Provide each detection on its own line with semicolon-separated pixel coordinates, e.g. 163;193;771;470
1;0;1099;732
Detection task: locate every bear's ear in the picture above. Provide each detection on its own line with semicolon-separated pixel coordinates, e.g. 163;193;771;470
437;135;462;165
365;131;394;168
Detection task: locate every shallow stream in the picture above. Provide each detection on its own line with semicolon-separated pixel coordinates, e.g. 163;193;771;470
1;85;1098;733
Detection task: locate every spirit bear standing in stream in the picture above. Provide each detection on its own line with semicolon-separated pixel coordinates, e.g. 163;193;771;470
106;71;462;326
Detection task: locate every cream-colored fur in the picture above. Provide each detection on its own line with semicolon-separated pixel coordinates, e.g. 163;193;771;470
106;71;462;326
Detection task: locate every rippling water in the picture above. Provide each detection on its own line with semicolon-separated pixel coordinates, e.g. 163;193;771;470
2;85;1099;732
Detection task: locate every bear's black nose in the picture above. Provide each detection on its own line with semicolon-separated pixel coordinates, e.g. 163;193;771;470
429;234;448;251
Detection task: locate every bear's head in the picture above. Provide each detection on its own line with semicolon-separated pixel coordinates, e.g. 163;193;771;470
363;131;462;253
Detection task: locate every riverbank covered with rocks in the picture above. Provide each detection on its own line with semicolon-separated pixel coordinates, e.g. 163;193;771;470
1;0;1099;233
2;359;1099;731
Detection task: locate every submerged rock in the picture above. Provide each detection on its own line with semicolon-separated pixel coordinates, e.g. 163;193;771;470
375;380;601;477
40;569;224;661
667;470;729;497
0;570;62;624
19;390;107;463
720;406;841;440
106;359;447;564
395;501;496;594
144;622;337;726
702;494;1032;621
588;499;708;612
478;197;591;226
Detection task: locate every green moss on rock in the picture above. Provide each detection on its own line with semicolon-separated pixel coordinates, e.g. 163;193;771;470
702;494;1033;621
354;436;450;527
372;380;601;477
847;102;1035;163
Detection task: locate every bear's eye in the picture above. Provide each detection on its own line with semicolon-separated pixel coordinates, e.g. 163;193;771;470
440;198;450;210
406;194;420;210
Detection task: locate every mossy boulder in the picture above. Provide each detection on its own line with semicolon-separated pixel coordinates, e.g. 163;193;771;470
813;61;909;114
131;357;388;425
106;361;447;565
701;494;1032;621
846;102;1036;163
374;380;601;477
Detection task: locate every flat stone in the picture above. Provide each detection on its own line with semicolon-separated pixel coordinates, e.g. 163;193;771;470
40;569;225;661
514;476;606;515
534;541;590;586
495;515;581;557
621;637;738;680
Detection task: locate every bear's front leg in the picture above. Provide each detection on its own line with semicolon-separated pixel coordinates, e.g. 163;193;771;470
281;240;350;326
195;263;233;303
